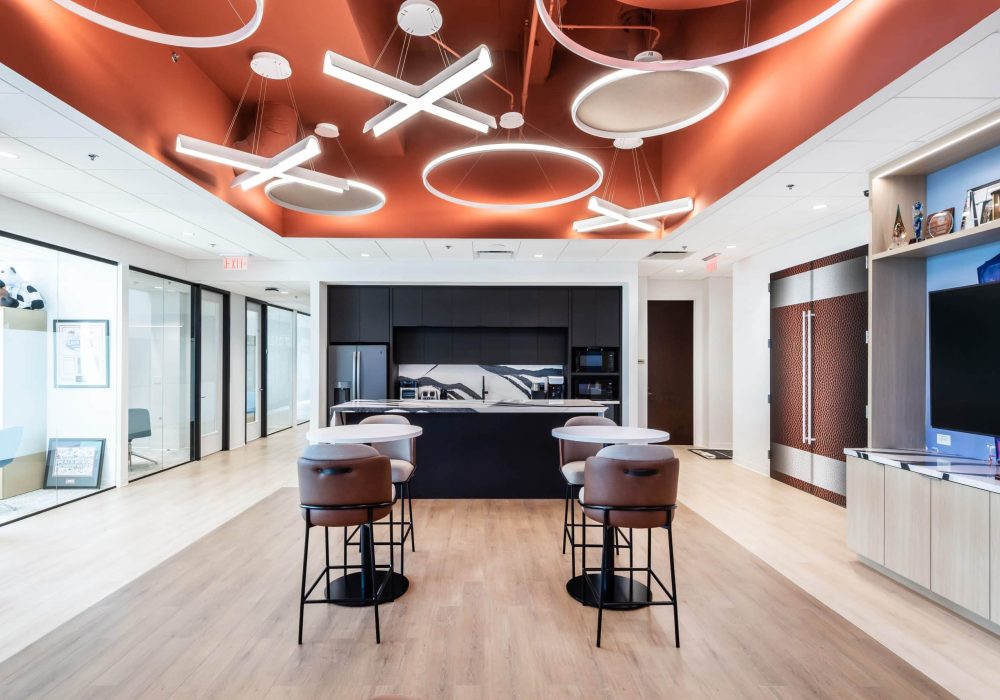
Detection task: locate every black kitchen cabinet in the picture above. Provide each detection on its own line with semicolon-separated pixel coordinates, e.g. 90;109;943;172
452;288;482;327
508;329;538;363
422;287;453;326
480;288;510;327
328;286;390;343
393;287;423;326
393;328;422;364
508;288;539;327
423;328;453;363
452;328;481;363
480;329;510;364
571;287;620;347
538;288;570;327
538;329;567;364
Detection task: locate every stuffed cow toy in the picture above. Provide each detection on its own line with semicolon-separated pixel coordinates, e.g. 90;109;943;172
0;266;45;310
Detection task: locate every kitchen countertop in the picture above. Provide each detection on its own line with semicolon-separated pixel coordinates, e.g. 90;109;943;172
845;447;1000;494
330;398;609;415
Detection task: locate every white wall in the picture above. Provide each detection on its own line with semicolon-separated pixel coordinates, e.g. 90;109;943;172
731;212;870;475
639;276;733;447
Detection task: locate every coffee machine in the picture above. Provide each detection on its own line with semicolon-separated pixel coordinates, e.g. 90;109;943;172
546;375;565;400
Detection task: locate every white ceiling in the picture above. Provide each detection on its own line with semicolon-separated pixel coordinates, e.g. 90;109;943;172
2;17;1000;280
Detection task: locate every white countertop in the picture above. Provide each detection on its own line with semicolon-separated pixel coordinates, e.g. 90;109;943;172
846;448;1000;494
330;399;609;414
552;425;670;444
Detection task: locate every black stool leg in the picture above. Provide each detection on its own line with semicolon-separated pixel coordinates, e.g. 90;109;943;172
667;523;680;648
298;522;310;645
365;521;381;644
562;484;570;554
324;527;331;595
596;521;614;647
407;482;416;552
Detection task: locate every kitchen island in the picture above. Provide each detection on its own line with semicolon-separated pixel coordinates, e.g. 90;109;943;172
329;399;608;498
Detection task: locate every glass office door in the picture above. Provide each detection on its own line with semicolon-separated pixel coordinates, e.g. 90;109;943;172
246;302;263;442
200;290;224;457
266;306;295;434
296;312;311;424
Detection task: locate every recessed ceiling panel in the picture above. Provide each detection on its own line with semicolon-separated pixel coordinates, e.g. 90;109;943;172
0;94;91;137
902;33;1000;99
833;97;990;143
20;137;147;170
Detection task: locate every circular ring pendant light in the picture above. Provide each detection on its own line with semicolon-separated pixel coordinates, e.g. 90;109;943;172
572;53;729;139
265;179;386;217
534;0;855;72
49;0;265;48
422;143;603;210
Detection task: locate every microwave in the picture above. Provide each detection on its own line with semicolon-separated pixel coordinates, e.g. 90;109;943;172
573;377;617;401
573;347;617;373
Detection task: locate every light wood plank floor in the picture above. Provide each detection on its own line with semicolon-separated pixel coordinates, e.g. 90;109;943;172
0;489;952;699
1;426;998;698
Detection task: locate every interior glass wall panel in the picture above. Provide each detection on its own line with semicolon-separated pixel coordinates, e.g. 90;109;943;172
245;301;262;442
296;312;310;424
1;236;119;525
127;270;192;479
199;289;224;457
266;306;295;434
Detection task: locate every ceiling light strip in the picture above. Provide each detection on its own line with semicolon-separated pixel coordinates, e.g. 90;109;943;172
422;143;603;210
534;0;855;72
49;0;265;48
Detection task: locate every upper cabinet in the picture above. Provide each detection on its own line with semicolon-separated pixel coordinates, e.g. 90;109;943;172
328;286;391;343
388;287;571;328
392;287;423;327
571;287;621;347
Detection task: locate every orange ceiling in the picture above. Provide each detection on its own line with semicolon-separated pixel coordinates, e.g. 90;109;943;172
1;0;997;240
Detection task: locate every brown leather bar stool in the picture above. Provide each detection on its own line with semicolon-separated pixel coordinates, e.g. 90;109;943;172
360;414;418;553
558;415;616;564
579;444;680;648
297;443;398;644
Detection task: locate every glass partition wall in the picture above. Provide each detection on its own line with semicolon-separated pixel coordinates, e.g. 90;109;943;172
1;234;119;526
127;270;193;479
296;311;311;424
245;301;263;443
265;306;296;434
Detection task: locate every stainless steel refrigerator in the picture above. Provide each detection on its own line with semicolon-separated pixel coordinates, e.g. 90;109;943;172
327;344;388;415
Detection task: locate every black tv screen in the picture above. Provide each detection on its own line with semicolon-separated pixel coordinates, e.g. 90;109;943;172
929;280;1000;436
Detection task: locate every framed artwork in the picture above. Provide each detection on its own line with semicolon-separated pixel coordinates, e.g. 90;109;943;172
43;438;105;489
53;319;109;388
966;178;1000;228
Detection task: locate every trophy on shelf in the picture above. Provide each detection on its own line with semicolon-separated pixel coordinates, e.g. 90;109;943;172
960;189;975;230
891;205;908;249
913;201;924;242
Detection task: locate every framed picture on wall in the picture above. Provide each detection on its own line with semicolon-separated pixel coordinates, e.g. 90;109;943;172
966;178;1000;228
43;438;105;489
53;319;109;388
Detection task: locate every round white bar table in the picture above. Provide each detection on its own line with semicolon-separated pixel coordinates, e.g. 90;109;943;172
550;425;669;445
303;422;422;606
552;424;671;608
307;423;422;444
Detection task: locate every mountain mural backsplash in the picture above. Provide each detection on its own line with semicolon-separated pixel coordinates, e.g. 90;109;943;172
398;365;564;400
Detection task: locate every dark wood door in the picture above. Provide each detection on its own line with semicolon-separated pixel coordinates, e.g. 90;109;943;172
647;300;694;444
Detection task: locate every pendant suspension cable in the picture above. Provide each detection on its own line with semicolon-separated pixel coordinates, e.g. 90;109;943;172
640;147;663;202
372;25;399;69
251;75;266;155
602;148;619;199
226;0;244;23
335;137;361;180
744;0;753;48
223;72;255;146
632;149;645;207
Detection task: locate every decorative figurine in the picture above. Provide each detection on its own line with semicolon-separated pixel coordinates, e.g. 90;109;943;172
891;205;907;249
912;201;923;241
960;189;976;230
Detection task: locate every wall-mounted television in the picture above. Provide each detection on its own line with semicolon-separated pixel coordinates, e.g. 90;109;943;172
929;280;1000;436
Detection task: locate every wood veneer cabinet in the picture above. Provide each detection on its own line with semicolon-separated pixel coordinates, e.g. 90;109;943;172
992;492;1000;625
883;467;931;588
846;456;884;565
930;479;991;619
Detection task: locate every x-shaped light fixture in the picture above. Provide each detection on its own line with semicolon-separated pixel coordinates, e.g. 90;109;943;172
176;134;349;194
323;45;497;137
573;196;694;233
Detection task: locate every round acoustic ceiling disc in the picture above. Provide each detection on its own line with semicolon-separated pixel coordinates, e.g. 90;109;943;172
265;179;386;217
397;0;443;36
572;65;729;139
250;52;292;80
314;122;340;138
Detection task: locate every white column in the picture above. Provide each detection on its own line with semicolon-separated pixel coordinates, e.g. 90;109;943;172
309;281;328;430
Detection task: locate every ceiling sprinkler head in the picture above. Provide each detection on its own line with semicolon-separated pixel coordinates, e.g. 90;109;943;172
786;183;795;191
87;153;99;161
170;52;180;63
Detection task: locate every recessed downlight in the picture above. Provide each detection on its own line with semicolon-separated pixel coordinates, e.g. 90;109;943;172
676;269;685;273
0;150;19;159
533;253;544;259
182;230;194;237
360;253;371;258
726;244;737;249
813;203;828;210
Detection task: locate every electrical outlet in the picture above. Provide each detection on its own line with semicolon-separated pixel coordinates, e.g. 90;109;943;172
936;433;952;446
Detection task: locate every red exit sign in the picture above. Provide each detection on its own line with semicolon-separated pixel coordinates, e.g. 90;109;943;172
223;256;249;271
